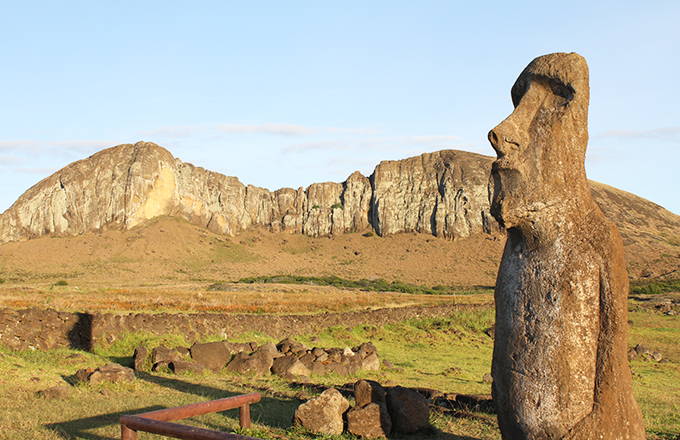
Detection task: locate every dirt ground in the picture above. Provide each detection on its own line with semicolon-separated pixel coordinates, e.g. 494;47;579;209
0;216;505;289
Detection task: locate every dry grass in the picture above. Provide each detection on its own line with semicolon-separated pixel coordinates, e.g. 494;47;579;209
0;282;493;314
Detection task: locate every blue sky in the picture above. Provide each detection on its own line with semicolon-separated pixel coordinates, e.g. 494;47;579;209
1;1;678;215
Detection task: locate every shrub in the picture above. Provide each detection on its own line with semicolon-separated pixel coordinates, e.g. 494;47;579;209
55;280;68;286
0;278;5;284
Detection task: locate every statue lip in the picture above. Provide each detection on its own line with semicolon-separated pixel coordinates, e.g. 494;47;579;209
491;157;512;174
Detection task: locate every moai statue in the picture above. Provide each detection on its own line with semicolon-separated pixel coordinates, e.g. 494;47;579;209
488;53;645;439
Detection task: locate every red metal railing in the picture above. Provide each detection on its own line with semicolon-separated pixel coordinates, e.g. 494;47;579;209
120;392;262;440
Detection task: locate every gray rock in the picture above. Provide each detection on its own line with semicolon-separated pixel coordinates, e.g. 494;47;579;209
152;345;182;365
293;388;350;435
347;403;392;438
132;346;148;371
37;385;70;399
88;363;135;385
190;341;231;371
310;361;326;376
225;350;274;376
272;356;311;377
354;380;387;407
170;360;204;375
385;386;430;434
362;352;380;371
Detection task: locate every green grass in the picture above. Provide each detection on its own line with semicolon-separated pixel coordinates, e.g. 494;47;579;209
216;274;493;295
630;278;680;296
0;305;677;439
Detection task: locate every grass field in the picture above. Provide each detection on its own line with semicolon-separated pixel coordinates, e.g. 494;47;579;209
0;291;678;440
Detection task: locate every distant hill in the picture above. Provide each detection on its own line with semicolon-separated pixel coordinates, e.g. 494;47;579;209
0;141;678;282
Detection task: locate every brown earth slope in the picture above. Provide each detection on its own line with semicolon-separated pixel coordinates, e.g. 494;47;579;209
0;144;678;289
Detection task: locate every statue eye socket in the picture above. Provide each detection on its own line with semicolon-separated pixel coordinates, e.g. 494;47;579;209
549;81;574;102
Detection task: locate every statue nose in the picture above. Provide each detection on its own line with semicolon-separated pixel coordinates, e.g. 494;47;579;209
488;126;517;158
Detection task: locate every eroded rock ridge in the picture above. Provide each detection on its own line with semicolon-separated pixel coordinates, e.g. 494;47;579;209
0;142;498;243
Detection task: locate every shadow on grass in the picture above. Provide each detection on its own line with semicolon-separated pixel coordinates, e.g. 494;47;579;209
44;373;297;439
45;372;486;440
44;405;165;440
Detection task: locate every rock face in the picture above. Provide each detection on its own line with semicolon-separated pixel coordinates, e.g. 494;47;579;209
488;53;645;438
293;388;350;435
0;142;497;243
385;386;430;434
1;141;679;270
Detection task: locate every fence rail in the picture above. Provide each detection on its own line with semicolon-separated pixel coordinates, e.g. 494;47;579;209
120;392;262;440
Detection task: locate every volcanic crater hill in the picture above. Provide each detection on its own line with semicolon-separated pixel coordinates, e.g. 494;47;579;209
0;141;679;280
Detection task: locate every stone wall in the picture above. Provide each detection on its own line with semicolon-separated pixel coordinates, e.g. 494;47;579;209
0;304;476;351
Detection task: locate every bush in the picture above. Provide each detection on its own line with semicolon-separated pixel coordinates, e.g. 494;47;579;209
0;278;5;284
630;279;680;296
55;280;68;286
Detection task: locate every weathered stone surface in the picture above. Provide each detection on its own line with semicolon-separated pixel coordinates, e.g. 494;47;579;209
1;141;678;282
272;356;311;377
190;341;231;372
385;386;430;434
255;341;279;357
361;353;380;371
37;385;70;399
170;360;205;375
347;403;392;438
87;363;135;385
293;388;350;435
225;350;274;376
372;150;498;239
152;345;182;366
354;380;387;407
488;52;645;438
132;346;148;371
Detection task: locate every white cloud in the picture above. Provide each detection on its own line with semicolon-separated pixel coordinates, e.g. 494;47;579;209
596;127;680;142
0;155;21;165
141;123;378;139
0;140;42;150
281;140;349;153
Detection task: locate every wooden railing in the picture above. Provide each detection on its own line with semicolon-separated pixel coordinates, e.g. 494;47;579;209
120;392;262;440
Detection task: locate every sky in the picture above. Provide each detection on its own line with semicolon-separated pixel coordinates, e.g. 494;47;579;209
1;1;678;215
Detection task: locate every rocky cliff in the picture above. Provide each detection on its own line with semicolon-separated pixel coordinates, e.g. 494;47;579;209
1;142;679;255
0;142;499;243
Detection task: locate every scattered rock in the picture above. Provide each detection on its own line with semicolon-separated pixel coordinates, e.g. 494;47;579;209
152;345;183;366
293;388;350;435
362;352;380;371
385;386;430;434
190;341;231;371
37;385;70;399
170;360;204;375
354;380;387;407
272;356;311;378
133;346;148;371
82;363;135;385
482;373;493;383
347;402;392;438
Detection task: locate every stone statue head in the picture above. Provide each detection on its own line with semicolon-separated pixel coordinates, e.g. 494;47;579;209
488;52;590;231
